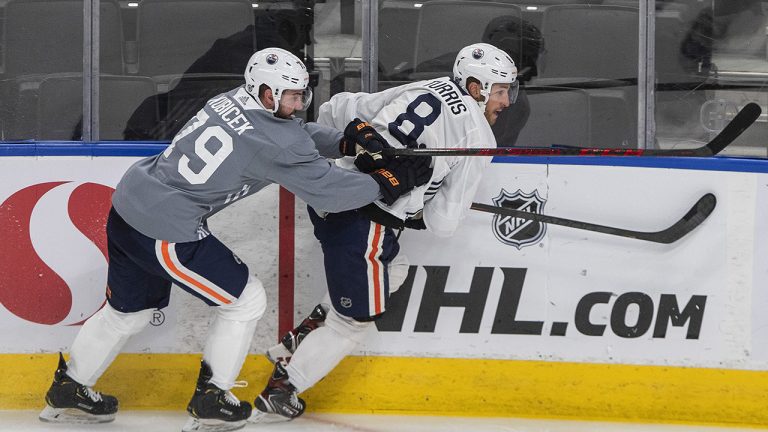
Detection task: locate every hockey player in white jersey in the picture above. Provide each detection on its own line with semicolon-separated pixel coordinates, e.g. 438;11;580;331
254;43;517;422
38;47;431;432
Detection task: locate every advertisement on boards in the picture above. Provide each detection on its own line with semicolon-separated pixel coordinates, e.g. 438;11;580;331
0;157;177;353
337;162;763;369
751;173;768;362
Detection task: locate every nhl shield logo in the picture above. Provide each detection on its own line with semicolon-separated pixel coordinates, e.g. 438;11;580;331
491;189;547;249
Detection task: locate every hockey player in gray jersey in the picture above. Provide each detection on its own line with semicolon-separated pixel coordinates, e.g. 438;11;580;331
253;43;518;422
39;47;431;432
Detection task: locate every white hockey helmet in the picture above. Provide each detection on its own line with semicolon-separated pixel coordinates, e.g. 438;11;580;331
453;43;518;111
244;47;312;113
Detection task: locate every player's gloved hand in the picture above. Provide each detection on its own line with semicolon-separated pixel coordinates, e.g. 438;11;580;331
369;153;433;206
354;150;386;173
340;118;392;171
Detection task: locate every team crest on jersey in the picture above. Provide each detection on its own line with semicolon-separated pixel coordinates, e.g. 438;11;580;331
472;48;484;59
266;53;278;65
491;189;547;249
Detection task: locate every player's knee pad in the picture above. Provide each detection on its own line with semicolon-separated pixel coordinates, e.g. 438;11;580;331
216;275;266;322
388;253;410;294
101;303;153;336
325;306;373;345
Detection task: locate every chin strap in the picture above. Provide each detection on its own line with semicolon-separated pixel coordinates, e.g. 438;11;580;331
475;93;488;113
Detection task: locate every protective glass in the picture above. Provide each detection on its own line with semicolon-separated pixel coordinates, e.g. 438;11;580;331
280;88;313;111
509;80;519;105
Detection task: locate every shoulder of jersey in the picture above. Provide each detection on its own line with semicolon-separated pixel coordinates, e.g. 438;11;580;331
413;77;473;118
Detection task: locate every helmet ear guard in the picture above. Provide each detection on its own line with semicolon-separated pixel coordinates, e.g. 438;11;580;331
244;47;312;113
453;43;518;112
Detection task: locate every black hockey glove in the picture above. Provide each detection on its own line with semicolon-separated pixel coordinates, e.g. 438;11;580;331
354;150;386;173
340;118;392;171
369;154;433;206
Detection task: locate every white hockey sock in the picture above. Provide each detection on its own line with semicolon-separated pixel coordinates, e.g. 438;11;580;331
285;325;357;393
285;308;372;393
203;317;258;390
203;275;266;390
67;305;153;387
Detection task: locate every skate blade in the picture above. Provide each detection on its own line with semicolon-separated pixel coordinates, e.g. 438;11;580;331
265;344;292;365
39;405;115;424
181;416;246;432
247;409;294;424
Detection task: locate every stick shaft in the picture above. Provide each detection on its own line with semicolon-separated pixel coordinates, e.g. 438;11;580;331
384;103;761;158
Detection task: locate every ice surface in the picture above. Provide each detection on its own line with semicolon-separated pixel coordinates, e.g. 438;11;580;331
0;411;758;432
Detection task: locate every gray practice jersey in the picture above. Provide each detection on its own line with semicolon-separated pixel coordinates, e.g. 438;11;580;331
112;86;381;243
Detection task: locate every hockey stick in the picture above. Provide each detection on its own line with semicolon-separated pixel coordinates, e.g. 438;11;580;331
384;102;761;157
470;193;716;244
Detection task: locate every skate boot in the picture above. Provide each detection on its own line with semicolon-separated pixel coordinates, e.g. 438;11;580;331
248;361;305;424
38;352;118;424
182;360;252;432
266;303;327;363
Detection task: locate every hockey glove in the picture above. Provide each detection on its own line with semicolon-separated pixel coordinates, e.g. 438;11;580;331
354;151;385;173
340;118;392;171
369;154;433;206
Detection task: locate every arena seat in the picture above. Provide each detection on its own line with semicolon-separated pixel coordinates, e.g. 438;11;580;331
530;4;639;148
4;0;124;76
36;74;157;140
411;1;522;80
513;87;592;148
378;0;421;82
136;0;255;81
537;4;638;81
1;0;124;139
509;86;632;149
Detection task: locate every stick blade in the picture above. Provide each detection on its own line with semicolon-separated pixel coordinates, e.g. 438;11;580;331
646;193;717;244
470;193;716;244
705;102;762;156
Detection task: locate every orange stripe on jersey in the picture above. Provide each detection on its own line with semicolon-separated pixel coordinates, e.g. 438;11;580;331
160;241;232;305
367;224;383;315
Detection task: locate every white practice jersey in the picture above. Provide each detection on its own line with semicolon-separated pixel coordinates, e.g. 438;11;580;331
318;77;495;237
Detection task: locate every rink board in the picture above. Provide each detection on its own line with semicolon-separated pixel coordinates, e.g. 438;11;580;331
1;145;768;427
3;353;768;427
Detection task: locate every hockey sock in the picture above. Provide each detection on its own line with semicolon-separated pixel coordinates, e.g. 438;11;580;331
285;308;372;393
67;305;153;386
203;276;266;390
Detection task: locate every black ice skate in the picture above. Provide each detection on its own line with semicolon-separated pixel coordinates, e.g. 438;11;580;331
248;361;305;424
38;352;118;424
182;360;252;432
266;303;327;363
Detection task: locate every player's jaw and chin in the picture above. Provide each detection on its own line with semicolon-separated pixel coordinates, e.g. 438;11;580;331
482;83;513;126
275;90;308;119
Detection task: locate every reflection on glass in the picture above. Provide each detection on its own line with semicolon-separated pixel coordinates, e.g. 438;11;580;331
656;0;768;157
379;0;639;150
0;0;351;142
1;0;765;156
0;0;87;141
